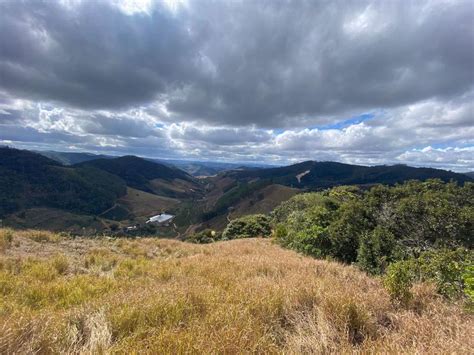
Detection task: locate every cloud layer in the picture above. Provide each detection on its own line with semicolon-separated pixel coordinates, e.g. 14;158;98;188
0;0;473;170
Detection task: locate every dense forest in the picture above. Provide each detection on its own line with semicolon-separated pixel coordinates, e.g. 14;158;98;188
224;160;472;188
0;147;126;217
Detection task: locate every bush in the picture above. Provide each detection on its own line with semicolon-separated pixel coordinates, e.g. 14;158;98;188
463;266;474;310
383;248;474;305
187;229;221;244
357;227;401;274
222;214;272;240
275;208;332;257
417;248;473;299
383;260;417;306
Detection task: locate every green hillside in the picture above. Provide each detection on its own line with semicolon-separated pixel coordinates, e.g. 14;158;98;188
225;161;472;188
76;156;195;194
0;147;126;217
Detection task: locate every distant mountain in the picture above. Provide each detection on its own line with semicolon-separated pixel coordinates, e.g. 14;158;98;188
222;161;473;188
76;156;198;196
465;172;474;179
0;147;126;217
35;149;270;176
36;150;115;165
152;159;272;176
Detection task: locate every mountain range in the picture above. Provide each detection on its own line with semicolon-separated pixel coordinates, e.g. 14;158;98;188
0;147;471;233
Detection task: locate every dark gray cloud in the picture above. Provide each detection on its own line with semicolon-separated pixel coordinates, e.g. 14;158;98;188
1;0;473;127
0;0;200;109
0;0;472;170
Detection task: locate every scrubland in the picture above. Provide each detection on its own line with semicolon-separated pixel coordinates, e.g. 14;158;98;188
0;228;472;354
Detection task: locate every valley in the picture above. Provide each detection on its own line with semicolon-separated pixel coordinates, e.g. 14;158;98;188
1;147;472;237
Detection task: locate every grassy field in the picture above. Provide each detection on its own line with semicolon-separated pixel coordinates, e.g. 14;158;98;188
117;187;180;217
0;228;472;353
2;208;105;233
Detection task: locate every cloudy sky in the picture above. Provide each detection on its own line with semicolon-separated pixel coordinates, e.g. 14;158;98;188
0;0;473;171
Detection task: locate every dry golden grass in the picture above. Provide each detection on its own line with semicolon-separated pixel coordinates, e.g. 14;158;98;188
0;228;472;354
0;229;14;252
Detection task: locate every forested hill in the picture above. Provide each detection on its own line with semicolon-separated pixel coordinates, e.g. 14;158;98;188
36;150;114;165
0;147;126;217
75;155;196;193
223;161;473;188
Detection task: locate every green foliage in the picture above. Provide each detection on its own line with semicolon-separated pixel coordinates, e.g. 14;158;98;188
463;266;474;310
222;214;272;240
383;260;417;306
328;200;371;263
76;155;193;196
187;229;222;244
383;249;474;305
271;180;474;301
0;147;127;217
358;227;401;274
417;248;473;299
271;193;336;224
274;180;473;264
274;205;334;257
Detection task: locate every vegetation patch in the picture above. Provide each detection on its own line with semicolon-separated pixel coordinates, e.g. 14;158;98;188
222;214;272;240
272;180;473;304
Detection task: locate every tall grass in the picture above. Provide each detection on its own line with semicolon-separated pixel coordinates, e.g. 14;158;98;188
0;229;472;353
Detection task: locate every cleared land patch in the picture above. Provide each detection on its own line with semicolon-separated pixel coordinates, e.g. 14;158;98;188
118;187;180;217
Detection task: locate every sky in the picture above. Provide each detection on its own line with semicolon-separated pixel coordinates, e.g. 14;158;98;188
0;0;473;171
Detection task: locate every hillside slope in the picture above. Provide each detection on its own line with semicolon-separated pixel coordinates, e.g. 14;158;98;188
0;230;471;353
224;161;473;188
36;150;115;165
76;156;200;197
0;147;126;217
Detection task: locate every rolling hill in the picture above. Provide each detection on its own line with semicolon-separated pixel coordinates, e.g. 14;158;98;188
35;149;271;177
35;150;115;165
75;156;200;197
222;161;473;188
0;147;127;217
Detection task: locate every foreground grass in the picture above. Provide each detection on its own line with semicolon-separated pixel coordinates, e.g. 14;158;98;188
0;229;472;353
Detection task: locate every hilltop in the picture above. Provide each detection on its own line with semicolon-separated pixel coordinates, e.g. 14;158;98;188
0;229;471;353
222;160;472;188
76;155;200;198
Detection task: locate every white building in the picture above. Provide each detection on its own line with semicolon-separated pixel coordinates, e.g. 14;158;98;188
146;213;175;226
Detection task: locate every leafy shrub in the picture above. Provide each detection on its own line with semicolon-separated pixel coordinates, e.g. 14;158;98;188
383;260;417;306
274;207;333;257
222;214;272;240
384;248;473;305
463;266;474;310
328;201;371;263
271;193;336;224
187;229;222;244
417;248;473;299
358;227;402;274
273;180;473;273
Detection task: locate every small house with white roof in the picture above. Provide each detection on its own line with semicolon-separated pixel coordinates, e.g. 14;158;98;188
146;213;175;226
